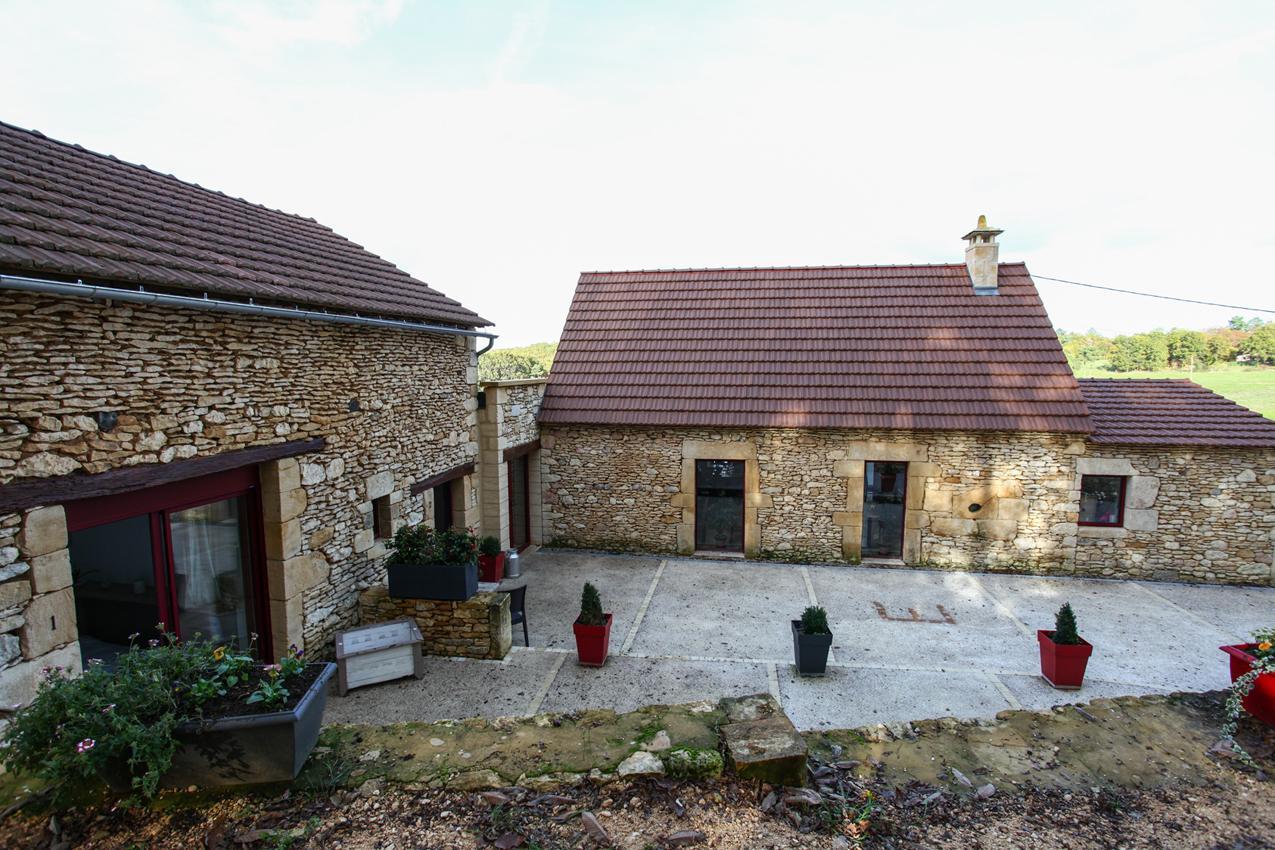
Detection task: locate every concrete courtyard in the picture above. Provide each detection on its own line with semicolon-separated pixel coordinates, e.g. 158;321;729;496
323;549;1275;732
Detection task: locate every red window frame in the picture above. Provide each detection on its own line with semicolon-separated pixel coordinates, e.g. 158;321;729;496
1077;474;1127;528
64;465;272;657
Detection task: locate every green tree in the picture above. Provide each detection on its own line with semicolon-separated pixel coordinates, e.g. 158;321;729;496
477;352;548;382
1203;331;1237;364
1108;332;1169;372
1058;330;1114;367
1166;329;1213;369
1240;323;1275;365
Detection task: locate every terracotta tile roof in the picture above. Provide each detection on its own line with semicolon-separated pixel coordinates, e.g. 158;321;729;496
0;121;488;327
1079;379;1275;448
539;263;1092;432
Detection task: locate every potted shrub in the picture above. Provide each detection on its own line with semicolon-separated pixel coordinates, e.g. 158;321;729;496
477;534;505;583
572;582;612;667
792;605;833;676
1219;627;1275;757
1038;602;1093;689
385;524;478;601
1;631;335;800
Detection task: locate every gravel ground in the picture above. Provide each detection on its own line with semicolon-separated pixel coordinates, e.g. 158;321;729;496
1;768;1270;849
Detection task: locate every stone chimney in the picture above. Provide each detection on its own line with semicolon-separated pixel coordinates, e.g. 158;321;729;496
962;214;1003;294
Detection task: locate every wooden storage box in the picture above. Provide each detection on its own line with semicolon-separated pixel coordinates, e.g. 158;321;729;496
334;618;425;696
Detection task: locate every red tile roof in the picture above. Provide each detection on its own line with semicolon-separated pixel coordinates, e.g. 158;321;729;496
539;263;1093;432
0;121;488;327
1079;379;1275;448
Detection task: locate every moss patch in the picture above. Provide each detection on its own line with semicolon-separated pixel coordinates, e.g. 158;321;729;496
663;747;724;780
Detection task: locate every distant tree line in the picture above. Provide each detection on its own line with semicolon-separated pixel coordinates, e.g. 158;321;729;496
1058;316;1275;372
477;341;558;382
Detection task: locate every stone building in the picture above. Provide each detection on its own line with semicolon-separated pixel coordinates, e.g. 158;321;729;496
538;218;1275;586
0;121;492;706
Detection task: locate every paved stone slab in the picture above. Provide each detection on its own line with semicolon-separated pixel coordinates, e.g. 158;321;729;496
508;550;659;651
540;653;768;716
778;664;1011;730
1131;581;1275;643
977;573;1236;692
998;672;1176;712
809;565;1035;674
323;650;560;725
627;558;809;661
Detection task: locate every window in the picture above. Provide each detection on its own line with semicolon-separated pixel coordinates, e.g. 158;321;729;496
372;495;393;539
1079;475;1126;526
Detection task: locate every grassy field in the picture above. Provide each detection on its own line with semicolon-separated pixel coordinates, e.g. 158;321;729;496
1071;363;1275;419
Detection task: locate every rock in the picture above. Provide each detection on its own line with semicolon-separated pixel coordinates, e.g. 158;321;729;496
0;562;29;583
643;730;672;751
782;788;823;807
760;790;779;812
358;749;381;762
976;783;995;799
480;791;512;806
429;738;445;746
0;547;17;567
950;766;973;787
617;751;665;777
663;747;724;780
581;811;610;845
666;830;706;846
720;696;807;786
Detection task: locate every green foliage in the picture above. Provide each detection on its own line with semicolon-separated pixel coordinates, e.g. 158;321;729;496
800;605;831;635
1058;330;1114;366
385;524;478;566
1053;602;1081;645
1108;331;1169;371
1;631;310;803
478;534;502;557
663;746;724;780
1166;329;1214;368
478;341;557;382
1241;324;1275;365
1229;316;1265;332
577;582;606;626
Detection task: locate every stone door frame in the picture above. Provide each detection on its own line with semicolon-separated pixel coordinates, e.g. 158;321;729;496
832;441;934;563
673;440;772;557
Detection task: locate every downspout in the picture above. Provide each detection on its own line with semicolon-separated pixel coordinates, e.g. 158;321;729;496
0;273;497;353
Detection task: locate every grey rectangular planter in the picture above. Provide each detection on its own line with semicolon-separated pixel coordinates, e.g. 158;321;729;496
387;561;478;601
159;662;336;788
792;621;833;677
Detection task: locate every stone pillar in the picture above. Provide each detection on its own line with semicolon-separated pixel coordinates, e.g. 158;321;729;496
0;505;82;711
478;385;511;548
261;457;329;659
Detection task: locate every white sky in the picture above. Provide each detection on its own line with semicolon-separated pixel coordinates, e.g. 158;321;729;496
3;1;1273;346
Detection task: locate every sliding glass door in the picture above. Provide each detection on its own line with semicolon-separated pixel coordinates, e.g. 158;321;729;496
66;467;268;664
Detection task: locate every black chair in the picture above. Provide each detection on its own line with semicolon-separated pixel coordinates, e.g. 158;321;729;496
507;584;529;647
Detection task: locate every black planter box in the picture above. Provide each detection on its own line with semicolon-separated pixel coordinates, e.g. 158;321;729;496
103;662;337;791
387;560;478;601
792;620;833;677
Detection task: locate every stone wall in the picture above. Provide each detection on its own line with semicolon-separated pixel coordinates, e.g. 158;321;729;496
1074;445;1275;584
0;292;479;694
358;585;511;659
477;380;546;548
540;424;1275;584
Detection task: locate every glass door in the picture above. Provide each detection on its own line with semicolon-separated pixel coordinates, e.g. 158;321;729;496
861;461;907;558
66;467;268;664
695;460;745;552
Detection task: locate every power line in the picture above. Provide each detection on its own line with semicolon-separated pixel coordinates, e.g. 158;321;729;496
1033;274;1275;315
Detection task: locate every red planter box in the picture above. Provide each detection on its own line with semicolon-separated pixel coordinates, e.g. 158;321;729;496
1038;629;1093;689
478;552;505;583
573;614;613;667
1221;644;1275;727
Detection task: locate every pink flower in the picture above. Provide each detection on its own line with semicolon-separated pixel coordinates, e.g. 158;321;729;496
76;738;96;754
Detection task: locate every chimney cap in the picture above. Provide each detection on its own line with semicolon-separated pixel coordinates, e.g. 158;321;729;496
962;214;1003;241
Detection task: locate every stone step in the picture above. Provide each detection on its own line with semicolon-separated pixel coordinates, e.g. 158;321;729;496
720;694;807;786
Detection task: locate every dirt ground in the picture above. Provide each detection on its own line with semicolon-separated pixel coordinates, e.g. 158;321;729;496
0;692;1270;849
